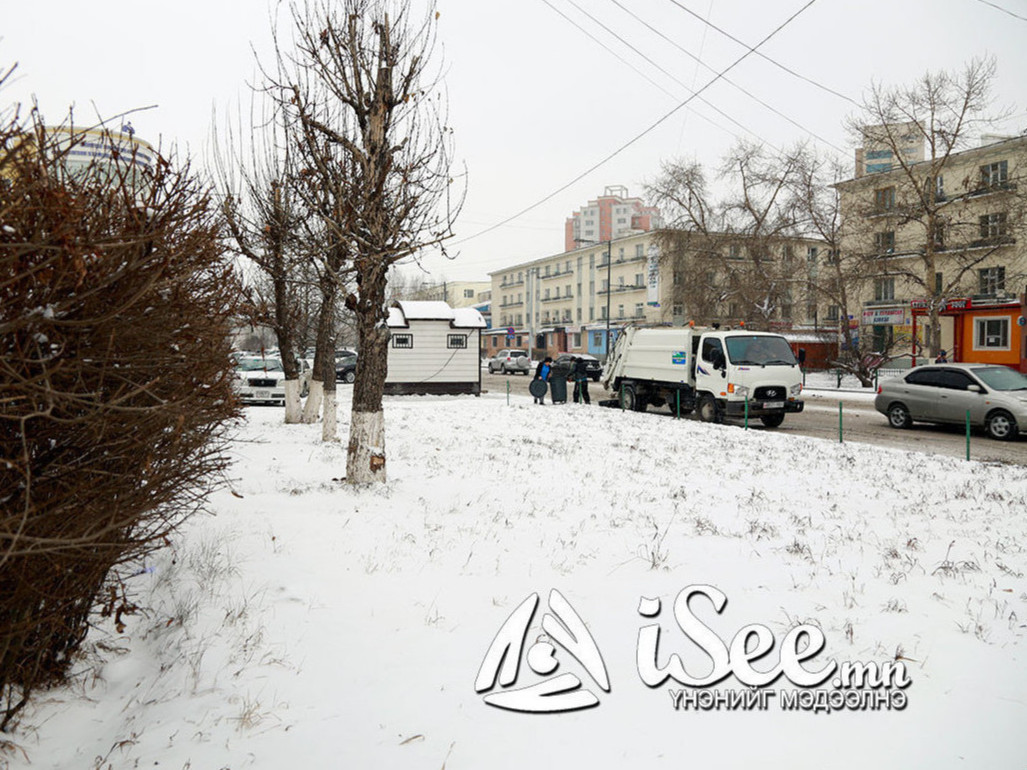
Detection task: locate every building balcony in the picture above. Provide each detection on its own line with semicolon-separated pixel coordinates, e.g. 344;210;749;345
540;293;573;303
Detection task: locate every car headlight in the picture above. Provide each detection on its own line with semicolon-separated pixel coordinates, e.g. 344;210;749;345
734;385;750;399
790;383;803;396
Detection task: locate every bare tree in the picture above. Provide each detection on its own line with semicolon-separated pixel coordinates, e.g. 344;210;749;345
787;145;901;384
647;141;805;329
213;100;309;422
270;0;462;478
842;57;1022;359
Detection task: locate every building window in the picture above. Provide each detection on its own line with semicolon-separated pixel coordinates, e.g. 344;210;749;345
618;305;625;318
634;303;643;317
635;244;644;257
825;249;840;264
600;306;608;319
807;246;819;262
979;212;1008;241
874;186;895;211
935;272;943;294
545;265;551;277
975;317;1010;349
593;332;603;347
980;160;1008;189
447;334;467;349
978;266;1006;295
874;277;895;301
392;333;413;349
672;303;683;316
728;244;742;260
874;231;895;254
463;289;475;298
634;273;644;286
782;244;794;262
826;305;840;322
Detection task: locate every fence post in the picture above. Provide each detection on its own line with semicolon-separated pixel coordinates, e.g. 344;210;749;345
676;389;680;419
966;409;971;461
744;397;749;430
621;383;625;411
839;402;844;443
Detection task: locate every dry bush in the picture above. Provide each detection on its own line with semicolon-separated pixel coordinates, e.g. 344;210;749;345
0;102;241;729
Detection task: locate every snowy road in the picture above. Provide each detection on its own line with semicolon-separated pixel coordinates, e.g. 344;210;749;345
481;371;1027;466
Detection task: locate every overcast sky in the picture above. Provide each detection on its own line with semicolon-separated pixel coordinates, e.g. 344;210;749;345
4;0;1025;283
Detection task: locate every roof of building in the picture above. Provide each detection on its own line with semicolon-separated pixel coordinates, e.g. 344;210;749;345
387;301;486;329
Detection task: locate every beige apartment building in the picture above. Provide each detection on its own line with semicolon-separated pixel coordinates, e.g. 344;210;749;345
489;231;674;358
486;229;831;361
837;132;1027;371
413;280;491;308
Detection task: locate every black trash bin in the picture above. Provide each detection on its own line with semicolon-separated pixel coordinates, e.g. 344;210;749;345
549;372;568;404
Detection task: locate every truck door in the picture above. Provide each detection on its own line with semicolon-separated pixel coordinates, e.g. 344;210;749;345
696;336;725;395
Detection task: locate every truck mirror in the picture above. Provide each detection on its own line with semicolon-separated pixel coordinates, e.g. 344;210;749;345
710;349;726;371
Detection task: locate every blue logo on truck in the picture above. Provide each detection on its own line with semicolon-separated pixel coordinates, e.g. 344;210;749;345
671;351;687;365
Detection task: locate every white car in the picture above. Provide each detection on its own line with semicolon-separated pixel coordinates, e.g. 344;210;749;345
234;356;311;405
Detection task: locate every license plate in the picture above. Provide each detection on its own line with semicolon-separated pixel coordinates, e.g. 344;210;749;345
256;390;270;399
764;401;784;409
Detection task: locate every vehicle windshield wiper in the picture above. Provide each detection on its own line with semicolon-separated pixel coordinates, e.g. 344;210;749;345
764;359;795;365
731;359;759;365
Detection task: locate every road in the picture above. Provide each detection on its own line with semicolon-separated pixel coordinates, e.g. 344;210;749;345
479;370;1027;467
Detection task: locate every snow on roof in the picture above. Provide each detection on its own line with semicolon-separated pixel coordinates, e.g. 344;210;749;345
387;300;486;329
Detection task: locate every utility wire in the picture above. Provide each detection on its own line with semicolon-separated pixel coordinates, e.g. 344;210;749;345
561;0;788;153
606;0;846;152
665;0;859;106
974;0;1027;22
450;0;821;248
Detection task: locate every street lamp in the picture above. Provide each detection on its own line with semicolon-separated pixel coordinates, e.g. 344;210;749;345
575;238;613;360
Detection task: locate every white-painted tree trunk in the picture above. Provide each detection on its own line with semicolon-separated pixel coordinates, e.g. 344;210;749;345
321;390;338;442
283;379;302;424
346;409;385;483
302;380;324;423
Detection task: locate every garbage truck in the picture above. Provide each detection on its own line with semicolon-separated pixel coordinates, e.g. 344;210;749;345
600;326;804;427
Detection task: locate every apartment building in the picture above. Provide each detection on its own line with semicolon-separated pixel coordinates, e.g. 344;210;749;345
488;231;672;359
838;132;1027;370
413;280;491;309
563;185;663;253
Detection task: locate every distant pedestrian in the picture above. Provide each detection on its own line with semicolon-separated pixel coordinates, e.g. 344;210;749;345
935;349;948;363
572;356;591;405
533;356;553;405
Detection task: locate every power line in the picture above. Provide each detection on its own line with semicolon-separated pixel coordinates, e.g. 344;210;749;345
974;0;1027;22
449;0;821;249
606;0;846;152
559;0;788;152
665;0;859;107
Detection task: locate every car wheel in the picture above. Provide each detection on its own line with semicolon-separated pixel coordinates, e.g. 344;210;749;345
698;394;718;423
985;410;1018;441
343;370;356;384
488;363;495;374
887;403;912;429
760;413;785;428
500;364;507;375
301;381;309;398
592;374;600;382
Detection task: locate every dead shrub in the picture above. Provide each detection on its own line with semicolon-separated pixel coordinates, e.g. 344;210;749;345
0;97;240;730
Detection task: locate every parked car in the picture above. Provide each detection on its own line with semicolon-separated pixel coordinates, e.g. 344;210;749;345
336;355;358;384
234;356;311;404
874;363;1027;440
488;349;531;375
553;352;603;382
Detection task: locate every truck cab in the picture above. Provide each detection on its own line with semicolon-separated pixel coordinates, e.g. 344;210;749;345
602;326;804;428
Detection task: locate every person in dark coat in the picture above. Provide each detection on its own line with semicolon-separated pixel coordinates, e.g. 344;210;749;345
533;356;553;405
935;349;948;363
572;356;591;405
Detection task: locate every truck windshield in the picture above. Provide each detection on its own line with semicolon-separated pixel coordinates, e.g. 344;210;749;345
725;336;796;366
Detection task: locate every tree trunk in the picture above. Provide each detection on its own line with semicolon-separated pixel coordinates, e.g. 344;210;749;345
321;330;338;442
283;379;302;423
346;271;389;483
302;276;336;424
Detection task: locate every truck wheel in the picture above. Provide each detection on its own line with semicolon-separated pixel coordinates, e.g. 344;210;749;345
620;384;646;412
698;394;718;423
759;414;785;428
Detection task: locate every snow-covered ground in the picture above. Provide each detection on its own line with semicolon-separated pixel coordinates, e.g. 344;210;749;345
9;387;1027;769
